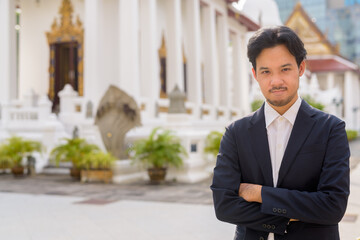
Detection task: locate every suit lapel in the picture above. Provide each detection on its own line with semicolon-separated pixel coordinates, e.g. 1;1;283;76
248;106;274;187
277;101;316;187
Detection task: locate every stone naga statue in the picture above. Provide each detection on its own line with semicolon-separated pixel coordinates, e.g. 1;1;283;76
95;85;141;159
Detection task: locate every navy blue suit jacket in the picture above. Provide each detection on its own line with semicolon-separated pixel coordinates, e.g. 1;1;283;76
211;101;350;240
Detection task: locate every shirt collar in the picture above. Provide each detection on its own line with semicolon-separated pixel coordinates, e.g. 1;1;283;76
264;96;302;128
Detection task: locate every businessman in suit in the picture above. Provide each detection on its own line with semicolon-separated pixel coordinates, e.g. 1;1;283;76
211;26;350;240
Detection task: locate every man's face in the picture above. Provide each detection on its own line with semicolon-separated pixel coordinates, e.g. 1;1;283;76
252;44;305;113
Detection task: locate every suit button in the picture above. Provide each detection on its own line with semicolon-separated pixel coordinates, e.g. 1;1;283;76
273;208;277;213
277;208;282;213
267;225;272;229
272;225;276;229
282;209;287;214
262;224;267;229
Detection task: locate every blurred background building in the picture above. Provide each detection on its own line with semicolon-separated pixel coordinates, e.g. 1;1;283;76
275;0;360;66
0;0;260;182
0;0;359;182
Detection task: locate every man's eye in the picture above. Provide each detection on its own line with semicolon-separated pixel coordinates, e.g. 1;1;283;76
282;68;290;72
261;71;270;74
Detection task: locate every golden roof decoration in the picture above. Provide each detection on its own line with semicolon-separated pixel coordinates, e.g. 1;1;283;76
158;33;167;58
46;0;83;44
285;2;338;56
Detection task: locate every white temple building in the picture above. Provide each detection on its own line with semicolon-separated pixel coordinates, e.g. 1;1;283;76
0;0;359;182
0;0;260;182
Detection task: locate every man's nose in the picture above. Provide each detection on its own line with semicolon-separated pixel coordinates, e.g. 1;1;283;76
270;73;284;86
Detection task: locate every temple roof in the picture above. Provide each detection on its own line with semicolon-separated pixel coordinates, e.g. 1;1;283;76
227;1;260;31
286;2;359;73
306;56;359;73
227;8;260;31
285;2;339;56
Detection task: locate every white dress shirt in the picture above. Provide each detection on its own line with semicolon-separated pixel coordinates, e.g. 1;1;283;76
264;96;302;240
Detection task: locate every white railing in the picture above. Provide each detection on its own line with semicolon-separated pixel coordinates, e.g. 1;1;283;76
9;110;38;121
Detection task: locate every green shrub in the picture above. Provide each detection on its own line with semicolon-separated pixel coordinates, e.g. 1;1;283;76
204;131;223;157
302;95;325;111
80;151;116;170
50;138;100;168
251;99;264;112
346;130;358;141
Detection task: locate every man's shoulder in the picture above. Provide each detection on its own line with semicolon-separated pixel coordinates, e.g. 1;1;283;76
227;111;257;130
304;103;343;124
301;102;345;130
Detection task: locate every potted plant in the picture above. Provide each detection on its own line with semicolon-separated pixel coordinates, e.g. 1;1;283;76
129;127;187;183
0;136;43;176
204;131;223;158
49;138;100;179
0;146;12;172
80;151;116;183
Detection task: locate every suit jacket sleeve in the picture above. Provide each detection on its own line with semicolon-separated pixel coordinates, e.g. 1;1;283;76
211;124;289;235
261;120;350;225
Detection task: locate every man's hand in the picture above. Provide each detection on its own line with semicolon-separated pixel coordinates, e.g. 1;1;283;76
239;183;263;203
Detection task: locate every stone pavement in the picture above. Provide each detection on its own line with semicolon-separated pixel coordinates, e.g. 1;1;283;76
0;138;360;239
0;173;213;205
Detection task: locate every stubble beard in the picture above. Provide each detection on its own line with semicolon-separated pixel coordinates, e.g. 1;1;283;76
266;90;297;107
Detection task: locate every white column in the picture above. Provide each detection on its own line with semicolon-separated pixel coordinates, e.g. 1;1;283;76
216;13;230;108
185;0;202;116
327;72;335;90
344;71;354;128
202;5;219;106
239;34;250;115
139;0;158;118
84;0;102;109
165;0;183;93
119;0;140;101
232;33;241;108
0;0;17;104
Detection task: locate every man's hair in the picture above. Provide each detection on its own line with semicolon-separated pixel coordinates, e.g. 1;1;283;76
247;26;307;71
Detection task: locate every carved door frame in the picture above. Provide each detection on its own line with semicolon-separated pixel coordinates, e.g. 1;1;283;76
46;0;84;103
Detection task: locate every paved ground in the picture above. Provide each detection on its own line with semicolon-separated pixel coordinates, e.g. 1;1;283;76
0;173;213;205
1;138;360;239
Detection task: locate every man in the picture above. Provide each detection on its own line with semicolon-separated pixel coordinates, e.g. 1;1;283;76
211;26;350;240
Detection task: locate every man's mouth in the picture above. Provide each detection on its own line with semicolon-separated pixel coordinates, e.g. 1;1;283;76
270;87;287;93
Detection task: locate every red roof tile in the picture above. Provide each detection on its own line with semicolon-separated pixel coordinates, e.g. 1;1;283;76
306;57;358;73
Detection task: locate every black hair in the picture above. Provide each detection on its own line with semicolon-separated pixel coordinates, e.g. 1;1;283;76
247;26;307;71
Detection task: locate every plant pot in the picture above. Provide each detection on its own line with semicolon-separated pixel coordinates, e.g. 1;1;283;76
70;167;81;179
81;169;113;183
11;166;24;177
147;167;167;183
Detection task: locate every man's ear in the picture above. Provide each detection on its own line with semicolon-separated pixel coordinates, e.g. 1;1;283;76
299;60;306;76
252;68;257;81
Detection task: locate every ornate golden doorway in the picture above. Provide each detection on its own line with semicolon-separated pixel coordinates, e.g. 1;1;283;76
158;34;167;98
158;34;188;99
53;41;79;110
46;0;83;112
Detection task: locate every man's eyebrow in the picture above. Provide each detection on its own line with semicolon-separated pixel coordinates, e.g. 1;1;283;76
258;67;269;70
281;63;293;67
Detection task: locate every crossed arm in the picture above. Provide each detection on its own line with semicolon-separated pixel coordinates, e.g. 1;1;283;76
239;183;302;223
239;183;263;203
